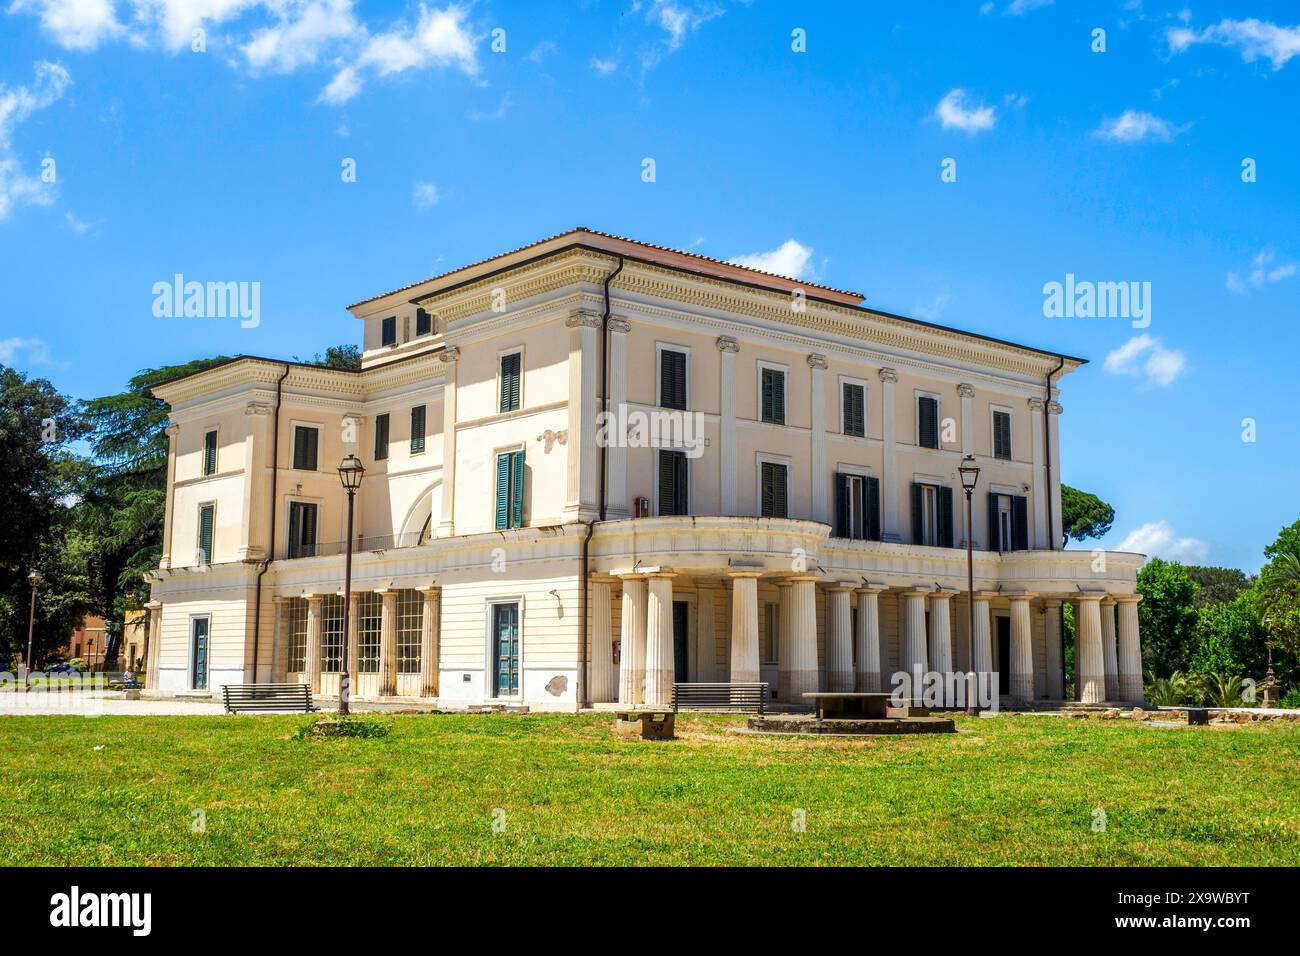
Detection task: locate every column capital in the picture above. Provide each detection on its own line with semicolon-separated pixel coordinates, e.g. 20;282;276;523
972;591;999;602
878;367;898;384
901;586;933;597
245;401;274;416
1041;597;1063;608
165;422;180;437
304;592;325;604
1100;595;1117;607
806;353;828;370
928;589;955;603
1047;400;1063;415
608;317;631;334
1115;593;1143;605
1006;591;1036;604
854;581;887;595
1073;591;1105;602
826;582;855;593
1028;397;1045;411
415;584;440;594
644;570;677;580
716;335;740;353
566;309;603;329
785;574;821;584
956;383;975;399
727;569;763;579
439;346;461;364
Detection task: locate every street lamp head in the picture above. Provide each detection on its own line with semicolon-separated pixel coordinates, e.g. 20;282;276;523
338;453;366;491
28;570;43;585
958;454;980;492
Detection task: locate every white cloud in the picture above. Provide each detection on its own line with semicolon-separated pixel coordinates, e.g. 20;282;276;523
65;209;96;233
524;40;556;64
1094;110;1184;143
1103;334;1186;387
728;239;814;280
242;0;359;73
411;181;438;209
1226;248;1297;293
935;88;995;134
317;64;358;104
639;0;723;71
7;0;121;50
1118;520;1209;564
1005;0;1053;15
590;56;617;76
0;61;71;221
913;292;953;321
1167;17;1300;71
0;335;55;366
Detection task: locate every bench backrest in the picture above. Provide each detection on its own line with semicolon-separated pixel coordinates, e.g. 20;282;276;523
222;683;313;712
671;682;767;715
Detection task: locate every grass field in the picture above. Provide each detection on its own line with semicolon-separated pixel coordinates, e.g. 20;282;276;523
1;712;1297;866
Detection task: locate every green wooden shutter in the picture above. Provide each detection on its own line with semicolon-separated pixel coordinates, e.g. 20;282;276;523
661;350;686;409
510;450;525;527
761;369;774;422
198;504;214;564
500;353;521;412
381;316;396;345
994;410;1012;460
773;370;785;423
938;486;955;548
910;483;924;543
301;503;317;554
864;476;881;541
918;396;939;448
843;383;865;437
1012;495;1029;551
203;430;217;476
410;406;426;453
287;503;301;558
494;454;510;530
762;368;785;424
293;426;318;470
773;464;788;517
834;474;849;537
987;492;1001;551
415;308;431;336
374;413;389;461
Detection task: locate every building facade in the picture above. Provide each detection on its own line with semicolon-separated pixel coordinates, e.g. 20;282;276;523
144;229;1145;711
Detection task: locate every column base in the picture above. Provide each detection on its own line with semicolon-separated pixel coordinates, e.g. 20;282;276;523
1079;674;1106;705
827;670;854;693
786;670;820;700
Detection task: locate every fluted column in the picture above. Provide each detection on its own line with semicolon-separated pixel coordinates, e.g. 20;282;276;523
695;585;716;682
1117;595;1144;704
1009;594;1034;705
787;576;820;700
776;581;795;702
854;586;883;692
728;572;761;683
618;577;647;706
1100;597;1119;701
928;591;954;704
826;586;854;692
902;589;929;702
643;573;676;708
437;348;459;536
346;592;360;695
378;589;397;697
971;593;993;695
418;586;440;698
143;602;161;690
1043;599;1064;699
589;580;615;703
1075;594;1106;704
305;594;323;694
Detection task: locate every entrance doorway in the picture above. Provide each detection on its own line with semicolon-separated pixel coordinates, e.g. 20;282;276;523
191;617;209;690
492;602;520;697
672;601;689;682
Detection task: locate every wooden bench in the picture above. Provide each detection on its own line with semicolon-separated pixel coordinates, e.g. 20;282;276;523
222;683;316;714
803;692;893;720
672;682;768;714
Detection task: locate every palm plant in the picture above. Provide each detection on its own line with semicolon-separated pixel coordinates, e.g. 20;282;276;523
1145;670;1194;706
1200;673;1247;708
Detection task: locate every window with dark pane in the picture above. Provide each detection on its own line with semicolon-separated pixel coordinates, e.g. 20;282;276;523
660;349;687;409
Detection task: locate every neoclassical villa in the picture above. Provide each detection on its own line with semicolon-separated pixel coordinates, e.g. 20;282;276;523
144;229;1145;711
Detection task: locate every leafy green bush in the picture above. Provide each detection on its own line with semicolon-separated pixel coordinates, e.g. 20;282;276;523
1145;670;1195;706
295;715;392;740
1199;673;1249;708
1280;687;1300;709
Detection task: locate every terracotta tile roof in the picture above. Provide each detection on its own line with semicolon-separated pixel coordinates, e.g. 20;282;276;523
345;227;865;310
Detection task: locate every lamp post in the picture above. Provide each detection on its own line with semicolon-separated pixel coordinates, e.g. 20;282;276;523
24;571;42;690
337;453;366;716
958;455;981;716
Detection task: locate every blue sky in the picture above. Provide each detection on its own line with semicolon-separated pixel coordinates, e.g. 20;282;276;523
1;0;1297;571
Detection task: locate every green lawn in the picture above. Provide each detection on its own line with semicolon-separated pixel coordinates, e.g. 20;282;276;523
1;712;1297;866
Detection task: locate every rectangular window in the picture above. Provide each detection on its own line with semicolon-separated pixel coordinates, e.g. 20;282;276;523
287;501;318;558
834;473;881;540
373;413;390;461
658;450;689;515
191;617;209;690
760;367;786;425
495;450;526;530
987;492;1029;551
499;352;521;413
357;592;382;673
292;425;319;471
321;595;344;673
911;482;954;547
287;598;308;673
396;589;423;674
760;461;789;518
842;383;866;437
202;429;218;476
993;409;1012;460
659;348;687;409
762;603;779;665
918;396;939;449
410;405;426;454
197;503;214;565
415;308;432;336
381;315;397;346
493;602;521;697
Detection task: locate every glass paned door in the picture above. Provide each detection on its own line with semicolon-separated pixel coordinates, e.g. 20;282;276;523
191;617;210;690
493;603;520;697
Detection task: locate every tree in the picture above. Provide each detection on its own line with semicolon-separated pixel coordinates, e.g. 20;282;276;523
1259;520;1300;662
76;357;231;662
1190;584;1268;679
1136;558;1200;677
1060;484;1114;544
1184;565;1254;608
297;344;361;371
0;366;89;667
